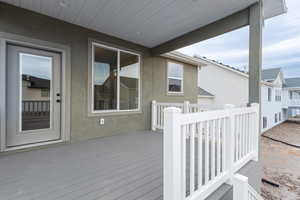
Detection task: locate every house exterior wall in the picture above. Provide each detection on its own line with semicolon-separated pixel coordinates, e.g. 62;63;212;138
261;84;284;132
198;64;249;106
0;3;198;142
198;97;214;104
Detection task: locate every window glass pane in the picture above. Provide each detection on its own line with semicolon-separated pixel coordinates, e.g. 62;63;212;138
168;62;183;78
21;53;52;131
93;46;118;111
168;78;182;92
119;52;139;110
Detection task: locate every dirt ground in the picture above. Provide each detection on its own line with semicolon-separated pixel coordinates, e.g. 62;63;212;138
261;122;300;200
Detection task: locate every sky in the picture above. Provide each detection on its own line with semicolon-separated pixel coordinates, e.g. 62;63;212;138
178;0;300;78
22;54;52;80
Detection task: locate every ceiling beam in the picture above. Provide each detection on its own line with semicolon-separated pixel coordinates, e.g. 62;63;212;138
150;8;250;56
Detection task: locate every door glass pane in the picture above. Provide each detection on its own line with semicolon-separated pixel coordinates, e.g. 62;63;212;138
93;46;118;111
20;53;52;131
119;52;139;110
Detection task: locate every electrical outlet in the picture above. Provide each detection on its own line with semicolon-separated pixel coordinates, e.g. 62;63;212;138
100;118;104;125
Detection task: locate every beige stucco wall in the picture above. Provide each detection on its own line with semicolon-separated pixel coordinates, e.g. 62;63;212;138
0;3;198;142
198;64;249;106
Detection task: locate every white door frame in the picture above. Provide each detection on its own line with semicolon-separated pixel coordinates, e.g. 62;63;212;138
0;32;71;152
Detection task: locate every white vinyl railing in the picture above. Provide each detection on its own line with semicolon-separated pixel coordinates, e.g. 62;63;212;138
288;99;300;106
151;101;219;131
233;174;264;200
163;103;260;200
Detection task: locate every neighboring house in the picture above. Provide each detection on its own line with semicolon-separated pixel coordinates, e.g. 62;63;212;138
284;77;300;116
0;1;286;200
197;56;249;106
22;74;50;101
260;68;286;132
196;57;299;132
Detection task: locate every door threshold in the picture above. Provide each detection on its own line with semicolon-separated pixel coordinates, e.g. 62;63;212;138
4;139;65;152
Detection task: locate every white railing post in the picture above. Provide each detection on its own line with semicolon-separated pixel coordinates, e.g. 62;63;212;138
151;100;157;131
164;107;183;200
224;104;235;184
233;174;249;200
251;103;260;161
183;101;190;113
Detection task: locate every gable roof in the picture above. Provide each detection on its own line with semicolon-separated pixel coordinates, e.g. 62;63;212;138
285;78;300;88
261;68;281;81
198;87;214;97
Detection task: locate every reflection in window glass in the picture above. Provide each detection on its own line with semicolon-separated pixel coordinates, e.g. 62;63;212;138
168;62;183;78
119;52;139;110
168;79;182;92
168;62;183;93
21;53;52;131
93;46;118;111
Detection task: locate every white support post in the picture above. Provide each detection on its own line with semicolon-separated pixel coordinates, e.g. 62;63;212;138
164;107;183;200
184;101;190;113
251;103;260;161
224;104;235;184
151;100;157;131
233;174;249;200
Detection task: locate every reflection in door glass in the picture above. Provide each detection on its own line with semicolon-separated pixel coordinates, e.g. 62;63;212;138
20;53;52;131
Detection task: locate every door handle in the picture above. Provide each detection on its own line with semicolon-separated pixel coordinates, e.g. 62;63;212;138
56;99;61;103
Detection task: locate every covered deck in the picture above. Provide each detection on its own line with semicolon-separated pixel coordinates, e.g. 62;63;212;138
0;132;164;200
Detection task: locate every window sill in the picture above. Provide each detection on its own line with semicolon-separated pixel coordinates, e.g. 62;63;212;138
88;110;142;117
167;92;184;96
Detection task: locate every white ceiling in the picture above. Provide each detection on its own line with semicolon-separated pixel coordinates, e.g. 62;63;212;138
1;0;286;48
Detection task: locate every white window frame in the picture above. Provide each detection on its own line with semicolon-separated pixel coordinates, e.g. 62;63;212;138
167;61;184;95
90;42;141;115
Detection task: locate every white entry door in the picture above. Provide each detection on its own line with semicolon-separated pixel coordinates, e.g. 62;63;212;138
6;44;61;147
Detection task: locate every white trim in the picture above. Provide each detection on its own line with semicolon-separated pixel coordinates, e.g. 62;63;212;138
0;39;6;152
3;139;64;152
89;41;141;115
0;32;71;152
167;61;184;95
161;51;206;67
198;95;215;98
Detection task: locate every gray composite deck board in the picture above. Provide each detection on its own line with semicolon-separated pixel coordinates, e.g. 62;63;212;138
0;131;226;200
0;131;163;200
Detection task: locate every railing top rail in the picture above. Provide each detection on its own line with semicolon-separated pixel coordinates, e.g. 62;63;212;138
156;102;184;106
173;105;258;125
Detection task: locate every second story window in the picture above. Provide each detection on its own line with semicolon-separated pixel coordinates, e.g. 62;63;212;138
275;89;281;102
268;88;272;102
290;91;293;99
167;62;183;94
